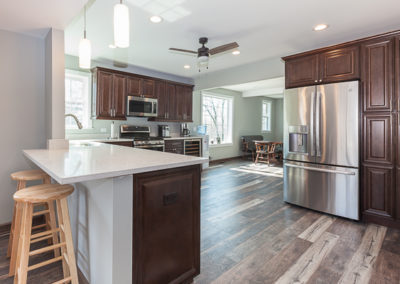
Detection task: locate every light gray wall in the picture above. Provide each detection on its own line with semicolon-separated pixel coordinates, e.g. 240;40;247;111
65;55;192;139
0;30;46;224
190;88;283;161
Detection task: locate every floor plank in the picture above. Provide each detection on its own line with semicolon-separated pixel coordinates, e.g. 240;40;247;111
299;215;336;243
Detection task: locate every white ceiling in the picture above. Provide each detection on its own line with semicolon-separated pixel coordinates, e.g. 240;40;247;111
0;0;85;38
223;77;285;99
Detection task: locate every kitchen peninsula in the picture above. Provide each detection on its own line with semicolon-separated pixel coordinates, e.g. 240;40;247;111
23;141;208;284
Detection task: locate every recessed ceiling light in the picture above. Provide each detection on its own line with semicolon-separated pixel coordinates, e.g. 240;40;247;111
150;15;163;23
109;44;117;49
313;24;329;31
232;50;241;55
184;65;191;69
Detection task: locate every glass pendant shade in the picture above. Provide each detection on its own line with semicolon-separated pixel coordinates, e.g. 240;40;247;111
79;37;91;69
114;3;130;48
197;55;209;68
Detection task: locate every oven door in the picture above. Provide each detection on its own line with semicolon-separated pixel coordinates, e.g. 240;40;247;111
134;144;165;152
127;96;158;117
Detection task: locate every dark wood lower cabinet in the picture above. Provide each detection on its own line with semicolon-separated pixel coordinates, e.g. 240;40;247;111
133;165;201;284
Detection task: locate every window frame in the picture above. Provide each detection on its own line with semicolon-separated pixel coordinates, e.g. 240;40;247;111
201;91;234;147
65;69;93;130
261;100;272;133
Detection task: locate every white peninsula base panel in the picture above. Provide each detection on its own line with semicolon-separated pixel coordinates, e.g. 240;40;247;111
69;175;133;284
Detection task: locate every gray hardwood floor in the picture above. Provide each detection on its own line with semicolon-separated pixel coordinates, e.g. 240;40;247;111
194;159;400;284
0;159;399;283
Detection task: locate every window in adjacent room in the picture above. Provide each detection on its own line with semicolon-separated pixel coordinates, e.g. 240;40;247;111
201;92;233;145
65;69;92;129
262;100;272;132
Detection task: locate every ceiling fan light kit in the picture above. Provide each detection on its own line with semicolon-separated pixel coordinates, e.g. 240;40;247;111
79;5;91;69
169;37;239;72
114;0;130;48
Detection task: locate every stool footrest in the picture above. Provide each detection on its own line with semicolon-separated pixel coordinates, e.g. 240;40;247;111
53;276;72;284
32;223;47;230
28;255;63;272
31;228;60;240
33;209;50;217
29;242;66;256
30;234;53;244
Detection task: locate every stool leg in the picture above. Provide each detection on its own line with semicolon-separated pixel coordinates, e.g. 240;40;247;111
56;199;70;280
47;201;60;257
58;198;79;284
14;203;33;284
7;181;26;258
9;202;23;276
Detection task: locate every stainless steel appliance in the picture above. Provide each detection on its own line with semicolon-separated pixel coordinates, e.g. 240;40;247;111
158;125;170;138
126;96;158;117
283;81;359;220
120;125;164;151
181;123;191;137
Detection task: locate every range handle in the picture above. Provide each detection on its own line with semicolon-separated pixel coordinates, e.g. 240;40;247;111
285;162;356;176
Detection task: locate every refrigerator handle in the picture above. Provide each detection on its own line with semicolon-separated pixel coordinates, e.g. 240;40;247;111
315;91;321;157
285;163;356;176
310;91;315;156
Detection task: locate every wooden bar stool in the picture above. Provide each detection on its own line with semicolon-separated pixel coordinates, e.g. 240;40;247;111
8;170;56;277
13;184;78;284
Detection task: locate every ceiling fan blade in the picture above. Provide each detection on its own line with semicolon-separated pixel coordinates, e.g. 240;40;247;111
209;42;239;55
169;48;198;56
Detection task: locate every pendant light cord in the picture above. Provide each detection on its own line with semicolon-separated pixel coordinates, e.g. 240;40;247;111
83;5;87;39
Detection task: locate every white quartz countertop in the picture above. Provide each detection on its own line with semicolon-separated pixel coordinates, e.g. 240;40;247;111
163;136;203;140
23;142;208;184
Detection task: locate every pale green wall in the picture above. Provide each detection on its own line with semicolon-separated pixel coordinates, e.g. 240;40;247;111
191;88;283;161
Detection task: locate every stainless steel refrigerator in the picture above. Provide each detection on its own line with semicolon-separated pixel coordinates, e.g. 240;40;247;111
283;81;359;220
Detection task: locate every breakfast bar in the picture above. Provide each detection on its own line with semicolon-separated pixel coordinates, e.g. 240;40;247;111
23;141;208;284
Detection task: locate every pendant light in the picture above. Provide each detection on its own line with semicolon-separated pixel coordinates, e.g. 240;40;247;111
79;5;91;69
114;0;130;48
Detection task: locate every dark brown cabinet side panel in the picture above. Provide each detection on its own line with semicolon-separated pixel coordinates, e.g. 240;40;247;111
319;46;360;83
96;71;114;119
183;86;193;122
175;85;185;121
361;38;394;112
363;113;393;165
363;165;395;219
113;74;127;120
133;166;200;284
285;54;319;88
396;37;400;112
142;79;156;98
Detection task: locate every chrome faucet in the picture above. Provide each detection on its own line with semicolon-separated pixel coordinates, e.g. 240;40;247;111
65;114;83;129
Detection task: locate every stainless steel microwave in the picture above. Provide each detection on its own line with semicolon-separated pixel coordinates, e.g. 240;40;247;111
126;96;158;117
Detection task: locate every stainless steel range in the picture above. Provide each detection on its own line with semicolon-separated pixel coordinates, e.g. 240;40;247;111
120;125;165;151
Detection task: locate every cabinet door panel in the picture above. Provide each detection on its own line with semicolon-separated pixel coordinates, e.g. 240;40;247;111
155;81;167;119
133;166;200;284
319;46;360;83
113;74;127;120
362;38;394;112
363;165;395;218
183;86;193;122
396;37;400;112
166;83;176;120
127;76;141;96
175;85;185;121
142;79;156;98
96;71;113;119
363;114;393;165
285;54;318;88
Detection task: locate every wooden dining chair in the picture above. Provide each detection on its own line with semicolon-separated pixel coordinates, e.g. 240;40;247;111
255;142;277;166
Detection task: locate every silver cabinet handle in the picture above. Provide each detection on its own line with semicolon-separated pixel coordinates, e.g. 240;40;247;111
314;80;318;83
310;91;315;157
285;163;356;175
319;79;322;82
316;92;321;157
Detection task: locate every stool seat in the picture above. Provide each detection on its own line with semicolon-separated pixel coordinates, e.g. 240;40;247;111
10;169;49;182
14;184;74;203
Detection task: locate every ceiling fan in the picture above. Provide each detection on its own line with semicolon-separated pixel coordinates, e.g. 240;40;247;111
169;37;239;71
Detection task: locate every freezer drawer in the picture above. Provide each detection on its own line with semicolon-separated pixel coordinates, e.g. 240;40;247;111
283;161;359;220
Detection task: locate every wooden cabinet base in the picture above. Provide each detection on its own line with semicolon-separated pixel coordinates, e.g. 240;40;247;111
132;165;201;284
362;213;400;230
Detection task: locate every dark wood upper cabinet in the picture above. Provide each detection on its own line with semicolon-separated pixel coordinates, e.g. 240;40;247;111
361;38;394;112
319;46;360;83
166;83;177;120
133;166;200;284
113;74;127;120
127;76;141;96
142;79;156;98
155;80;167;119
182;86;193;122
96;70;114;119
363;113;394;165
285;54;319;88
363;165;395;219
